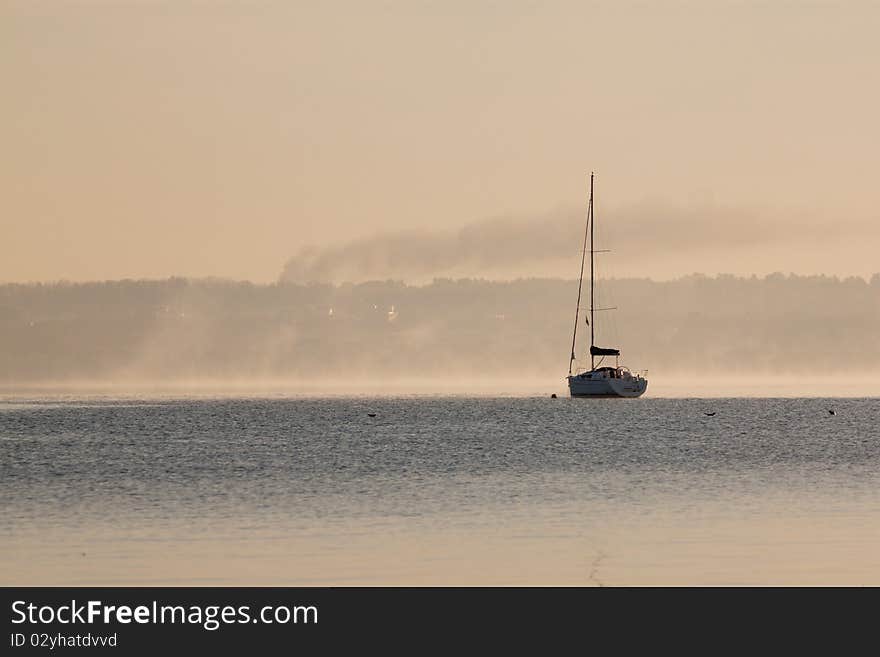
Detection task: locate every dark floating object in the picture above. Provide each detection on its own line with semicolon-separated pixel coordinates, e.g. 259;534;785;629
367;413;377;418
551;393;557;399
828;409;836;415
704;412;716;416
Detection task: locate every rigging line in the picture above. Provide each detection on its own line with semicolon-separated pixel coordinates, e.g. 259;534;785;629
589;172;595;370
569;176;593;374
596;205;621;350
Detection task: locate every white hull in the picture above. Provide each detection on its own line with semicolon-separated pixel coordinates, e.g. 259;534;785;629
568;372;647;398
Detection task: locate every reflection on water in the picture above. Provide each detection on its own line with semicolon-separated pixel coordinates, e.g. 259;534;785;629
1;396;878;585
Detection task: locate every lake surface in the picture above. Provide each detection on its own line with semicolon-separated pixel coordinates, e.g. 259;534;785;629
1;395;878;585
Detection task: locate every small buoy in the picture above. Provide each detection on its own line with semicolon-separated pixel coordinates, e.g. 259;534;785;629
367;413;377;418
551;393;557;399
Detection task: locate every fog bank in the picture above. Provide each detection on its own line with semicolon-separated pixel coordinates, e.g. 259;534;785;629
2;275;878;392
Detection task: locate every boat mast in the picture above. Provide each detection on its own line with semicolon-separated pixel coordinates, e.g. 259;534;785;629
569;174;592;375
589;172;595;371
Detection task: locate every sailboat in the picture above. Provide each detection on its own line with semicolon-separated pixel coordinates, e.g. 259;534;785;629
567;173;648;398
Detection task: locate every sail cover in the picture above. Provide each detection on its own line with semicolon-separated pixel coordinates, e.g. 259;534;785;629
590;346;620;356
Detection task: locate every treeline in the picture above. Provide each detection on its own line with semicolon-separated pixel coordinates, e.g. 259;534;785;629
0;274;878;383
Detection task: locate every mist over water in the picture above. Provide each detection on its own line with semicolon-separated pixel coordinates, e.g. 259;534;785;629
2;395;877;585
2;274;878;392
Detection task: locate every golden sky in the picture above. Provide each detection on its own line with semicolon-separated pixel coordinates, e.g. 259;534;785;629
3;1;878;282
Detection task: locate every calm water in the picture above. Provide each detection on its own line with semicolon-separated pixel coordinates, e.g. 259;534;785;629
1;396;878;585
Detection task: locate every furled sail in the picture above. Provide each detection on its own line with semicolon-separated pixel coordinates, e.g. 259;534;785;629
590;346;620;356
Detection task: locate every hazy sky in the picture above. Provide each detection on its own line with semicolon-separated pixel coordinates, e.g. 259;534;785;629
3;1;878;282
